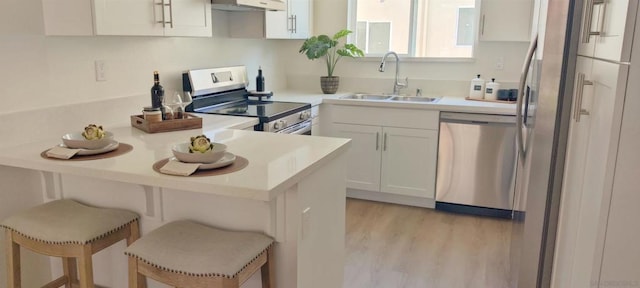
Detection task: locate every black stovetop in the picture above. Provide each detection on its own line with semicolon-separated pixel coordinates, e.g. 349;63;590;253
186;89;310;123
195;100;309;122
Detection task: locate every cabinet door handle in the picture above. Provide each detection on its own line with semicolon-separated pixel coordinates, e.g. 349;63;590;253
288;15;294;33
293;14;297;34
582;0;605;43
376;132;379;151
481;14;486;36
167;0;174;28
574;72;593;122
156;0;173;28
383;133;388;151
156;0;166;27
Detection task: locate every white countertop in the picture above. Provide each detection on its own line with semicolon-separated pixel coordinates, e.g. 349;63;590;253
271;90;516;115
0;114;350;202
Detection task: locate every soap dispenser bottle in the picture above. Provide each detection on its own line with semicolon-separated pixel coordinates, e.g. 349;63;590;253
485;78;501;100
256;66;265;92
469;74;485;99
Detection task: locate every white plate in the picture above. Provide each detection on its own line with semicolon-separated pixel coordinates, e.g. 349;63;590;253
62;131;114;150
59;140;119;155
170;152;236;170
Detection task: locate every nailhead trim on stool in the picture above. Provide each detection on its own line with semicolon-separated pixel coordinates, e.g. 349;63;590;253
1;199;139;245
125;220;275;288
1;199;141;288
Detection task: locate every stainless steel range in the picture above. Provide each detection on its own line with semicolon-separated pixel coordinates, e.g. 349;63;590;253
183;66;312;135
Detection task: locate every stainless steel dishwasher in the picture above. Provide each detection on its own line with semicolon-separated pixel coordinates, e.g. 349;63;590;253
436;112;517;218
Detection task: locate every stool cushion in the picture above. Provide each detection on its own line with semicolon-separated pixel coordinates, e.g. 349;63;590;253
124;220;273;278
0;199;139;245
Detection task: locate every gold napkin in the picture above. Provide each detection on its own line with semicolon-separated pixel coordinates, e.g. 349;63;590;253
160;159;201;176
46;146;82;159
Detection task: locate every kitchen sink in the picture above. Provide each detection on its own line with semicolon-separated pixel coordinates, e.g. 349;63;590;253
390;96;440;103
339;93;440;103
339;94;393;100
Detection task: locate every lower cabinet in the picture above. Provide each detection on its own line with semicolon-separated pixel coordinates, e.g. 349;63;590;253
331;110;439;201
332;124;381;191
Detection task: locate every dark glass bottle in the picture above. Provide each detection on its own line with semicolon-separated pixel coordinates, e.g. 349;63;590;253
150;71;165;120
256;66;265;92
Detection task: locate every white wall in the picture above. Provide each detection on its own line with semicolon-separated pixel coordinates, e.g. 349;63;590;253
0;2;287;114
0;0;530;114
281;0;530;96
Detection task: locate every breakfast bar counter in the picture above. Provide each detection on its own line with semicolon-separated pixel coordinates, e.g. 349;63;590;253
0;124;350;201
0;114;350;288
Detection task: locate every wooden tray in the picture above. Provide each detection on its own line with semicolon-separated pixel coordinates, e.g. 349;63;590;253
465;97;516;104
130;114;202;133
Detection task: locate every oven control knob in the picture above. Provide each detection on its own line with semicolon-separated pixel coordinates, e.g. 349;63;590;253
299;111;311;120
274;120;287;130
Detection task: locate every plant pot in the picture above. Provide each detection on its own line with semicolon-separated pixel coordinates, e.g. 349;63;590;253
320;76;340;94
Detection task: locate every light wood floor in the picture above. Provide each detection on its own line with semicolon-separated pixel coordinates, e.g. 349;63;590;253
344;198;514;288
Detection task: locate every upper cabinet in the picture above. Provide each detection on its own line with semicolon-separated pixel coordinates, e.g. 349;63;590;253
479;0;533;42
578;0;638;62
42;0;212;37
265;0;313;39
212;0;286;11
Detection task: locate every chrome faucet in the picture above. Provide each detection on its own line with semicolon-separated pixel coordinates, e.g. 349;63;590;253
379;51;408;95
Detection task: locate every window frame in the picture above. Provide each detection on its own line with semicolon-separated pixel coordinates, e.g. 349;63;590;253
347;0;480;61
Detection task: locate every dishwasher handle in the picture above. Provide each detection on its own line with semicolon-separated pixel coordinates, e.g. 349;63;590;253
440;112;516;125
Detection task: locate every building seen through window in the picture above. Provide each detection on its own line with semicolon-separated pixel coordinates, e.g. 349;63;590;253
351;0;476;58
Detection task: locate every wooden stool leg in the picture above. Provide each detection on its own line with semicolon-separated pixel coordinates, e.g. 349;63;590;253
62;257;78;287
5;230;21;288
260;246;275;288
126;221;146;288
77;245;94;288
126;220;141;246
128;257;144;288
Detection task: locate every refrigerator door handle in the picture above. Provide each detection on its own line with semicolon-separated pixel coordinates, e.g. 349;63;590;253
517;34;538;159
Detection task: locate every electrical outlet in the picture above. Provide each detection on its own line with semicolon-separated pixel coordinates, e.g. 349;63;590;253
301;207;311;240
95;60;106;81
495;57;505;70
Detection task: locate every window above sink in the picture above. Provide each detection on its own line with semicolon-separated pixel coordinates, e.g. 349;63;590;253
347;0;477;59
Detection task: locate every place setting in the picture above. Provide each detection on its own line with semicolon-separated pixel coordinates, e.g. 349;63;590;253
41;124;133;161
153;135;248;177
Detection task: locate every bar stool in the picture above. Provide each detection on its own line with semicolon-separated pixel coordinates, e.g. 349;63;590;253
125;220;275;288
1;199;140;288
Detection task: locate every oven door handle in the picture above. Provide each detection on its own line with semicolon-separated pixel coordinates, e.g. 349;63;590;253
277;120;312;135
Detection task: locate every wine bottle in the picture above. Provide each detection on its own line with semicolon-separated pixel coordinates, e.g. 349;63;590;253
256;66;265;92
150;71;165;120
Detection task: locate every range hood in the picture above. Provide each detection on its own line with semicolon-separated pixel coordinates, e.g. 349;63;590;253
212;0;286;11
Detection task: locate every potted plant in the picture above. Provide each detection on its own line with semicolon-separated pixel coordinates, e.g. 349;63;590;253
299;29;364;94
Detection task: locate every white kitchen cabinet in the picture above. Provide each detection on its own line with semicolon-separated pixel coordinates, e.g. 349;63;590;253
598;53;640;288
552;57;595;288
479;0;533;42
552;56;630;287
163;0;213;37
577;0;638;62
333;123;381;191
213;0;286;11
43;0;212;37
328;105;439;203
265;0;312;39
381;127;438;198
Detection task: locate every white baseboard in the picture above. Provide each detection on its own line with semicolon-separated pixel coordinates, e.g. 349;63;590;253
347;188;436;209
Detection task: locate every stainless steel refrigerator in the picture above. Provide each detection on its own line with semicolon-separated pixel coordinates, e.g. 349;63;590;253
511;0;639;286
